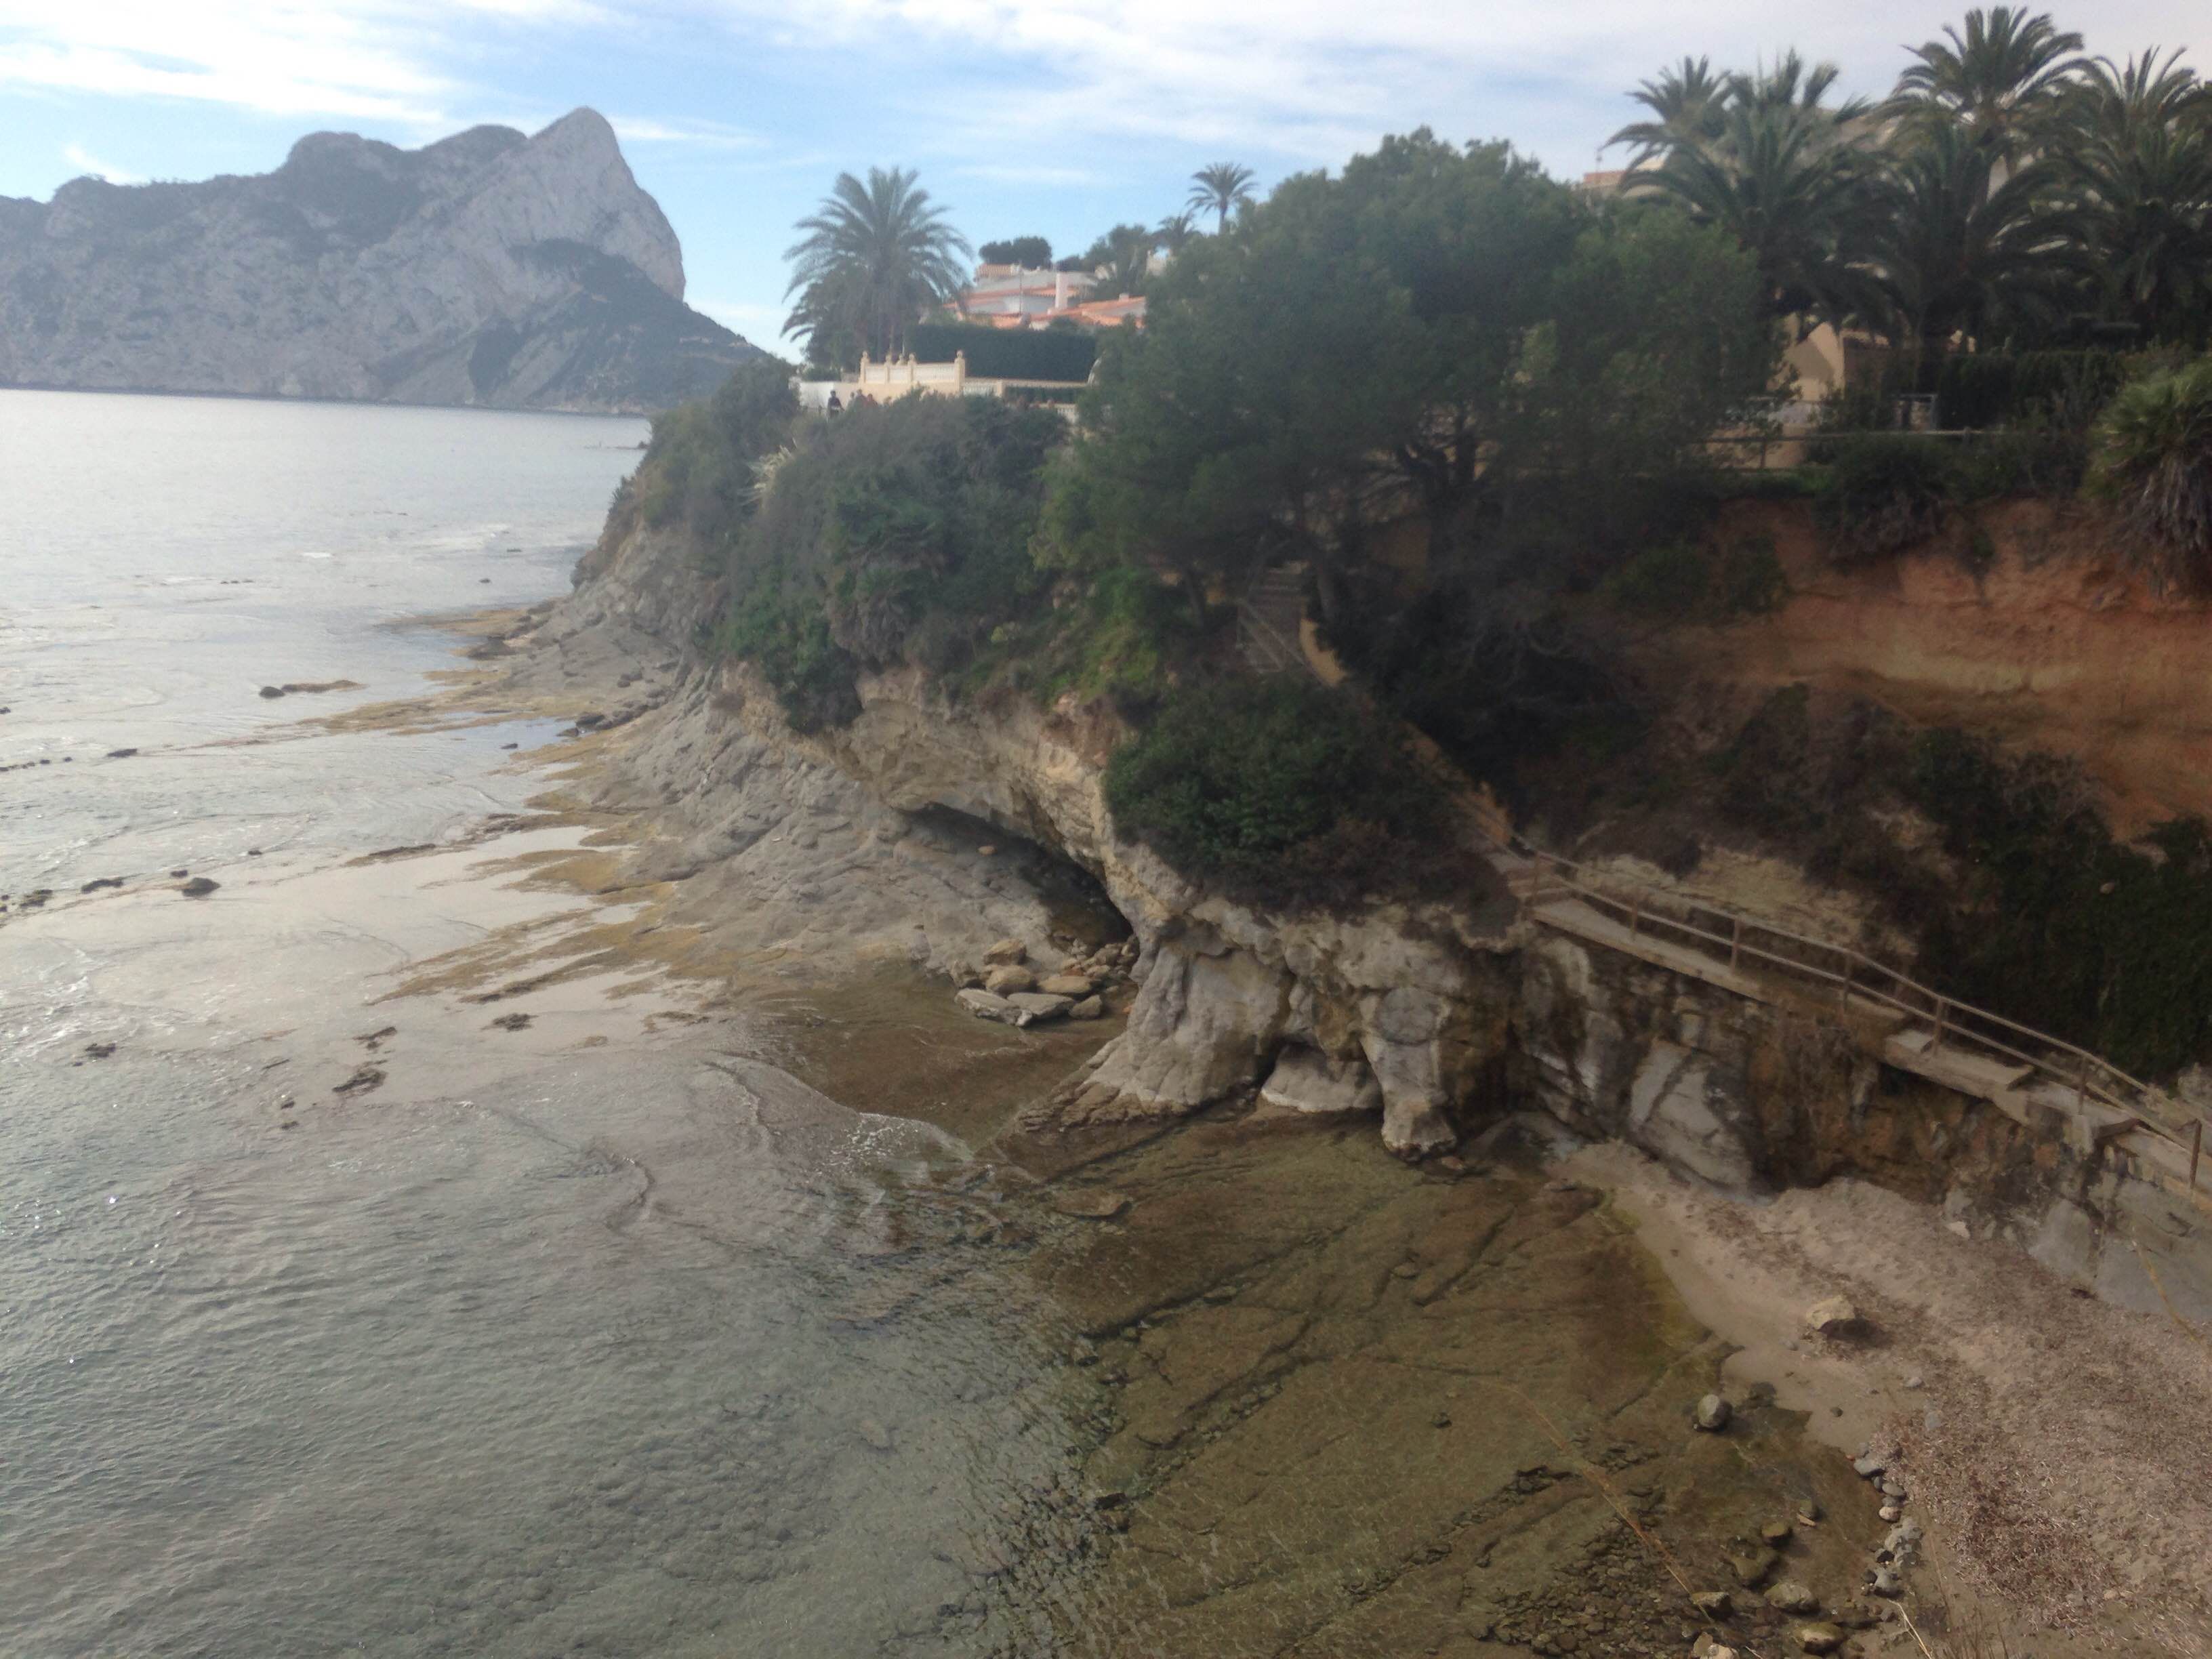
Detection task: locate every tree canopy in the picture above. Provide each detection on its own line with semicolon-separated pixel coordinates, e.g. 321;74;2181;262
1043;131;1777;605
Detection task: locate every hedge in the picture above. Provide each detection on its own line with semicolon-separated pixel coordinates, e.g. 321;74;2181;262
909;323;1097;384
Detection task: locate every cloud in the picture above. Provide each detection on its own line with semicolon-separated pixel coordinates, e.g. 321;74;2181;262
0;0;599;129
695;0;2210;170
60;140;139;182
609;114;764;149
4;0;2205;188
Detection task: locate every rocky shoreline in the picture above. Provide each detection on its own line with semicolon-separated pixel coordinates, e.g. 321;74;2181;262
401;509;2212;1654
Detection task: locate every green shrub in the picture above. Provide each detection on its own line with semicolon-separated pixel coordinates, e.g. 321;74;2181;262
1716;535;1790;615
2087;359;2212;587
1602;541;1711;621
1948;421;2091;500
1603;535;1788;622
714;577;860;733
634;357;800;550
708;394;1067;724
1811;434;1954;563
1906;729;2212;1078
1103;679;1446;904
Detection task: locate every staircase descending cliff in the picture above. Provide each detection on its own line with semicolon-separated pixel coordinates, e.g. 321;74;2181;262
1490;842;2212;1210
1223;555;2210;1201
1236;567;1313;676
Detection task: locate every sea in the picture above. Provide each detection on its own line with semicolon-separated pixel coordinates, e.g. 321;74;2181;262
0;390;1107;1657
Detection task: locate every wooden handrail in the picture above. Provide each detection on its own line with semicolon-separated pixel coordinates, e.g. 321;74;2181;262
1511;841;2203;1155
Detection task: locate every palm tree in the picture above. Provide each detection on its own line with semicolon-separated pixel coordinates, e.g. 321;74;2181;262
1094;224;1155;297
2068;47;2211;145
1869;123;2082;375
1730;51;1874;125
1607;56;1730;164
2066;55;2212;343
783;167;972;367
1153;210;1197;257
1890;7;2087;159
1187;163;1257;233
1633;100;1885;332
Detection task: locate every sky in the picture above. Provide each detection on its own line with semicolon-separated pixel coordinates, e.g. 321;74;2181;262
2;2;2205;350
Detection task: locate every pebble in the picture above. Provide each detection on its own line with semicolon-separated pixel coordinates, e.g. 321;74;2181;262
1693;1393;1731;1432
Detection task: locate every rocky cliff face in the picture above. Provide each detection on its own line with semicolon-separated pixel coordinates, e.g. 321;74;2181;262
544;508;2212;1314
0;110;754;413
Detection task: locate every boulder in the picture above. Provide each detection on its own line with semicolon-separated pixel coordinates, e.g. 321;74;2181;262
179;877;220;897
983;964;1037;996
1259;1047;1385;1115
1069;996;1105;1021
1805;1296;1860;1336
956;989;1023;1026
1765;1581;1818;1615
1038;973;1096;998
1006;992;1074;1023
1794;1625;1846;1656
857;1417;895;1452
983;938;1027;965
1694;1393;1732;1431
1054;1191;1131;1221
1729;1549;1778;1589
1690;1591;1734;1620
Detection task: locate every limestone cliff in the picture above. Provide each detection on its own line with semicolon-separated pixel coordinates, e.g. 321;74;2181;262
0;110;753;413
541;507;2212;1316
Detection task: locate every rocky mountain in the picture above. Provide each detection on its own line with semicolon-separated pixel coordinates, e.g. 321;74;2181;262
0;109;755;413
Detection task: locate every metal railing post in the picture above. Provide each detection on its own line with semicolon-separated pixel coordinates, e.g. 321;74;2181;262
1930;998;1947;1052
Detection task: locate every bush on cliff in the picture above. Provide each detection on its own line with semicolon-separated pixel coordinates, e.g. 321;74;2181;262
1904;729;2212;1079
1811;433;1954;563
714;392;1065;724
636;357;800;554
1102;678;1447;905
2088;359;2212;588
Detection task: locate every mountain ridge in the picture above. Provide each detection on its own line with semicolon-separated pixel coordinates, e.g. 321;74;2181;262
0;108;754;414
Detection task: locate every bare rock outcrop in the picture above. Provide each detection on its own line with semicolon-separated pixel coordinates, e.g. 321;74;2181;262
0;109;753;413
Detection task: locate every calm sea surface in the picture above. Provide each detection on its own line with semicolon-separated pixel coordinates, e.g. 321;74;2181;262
0;392;1102;1657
